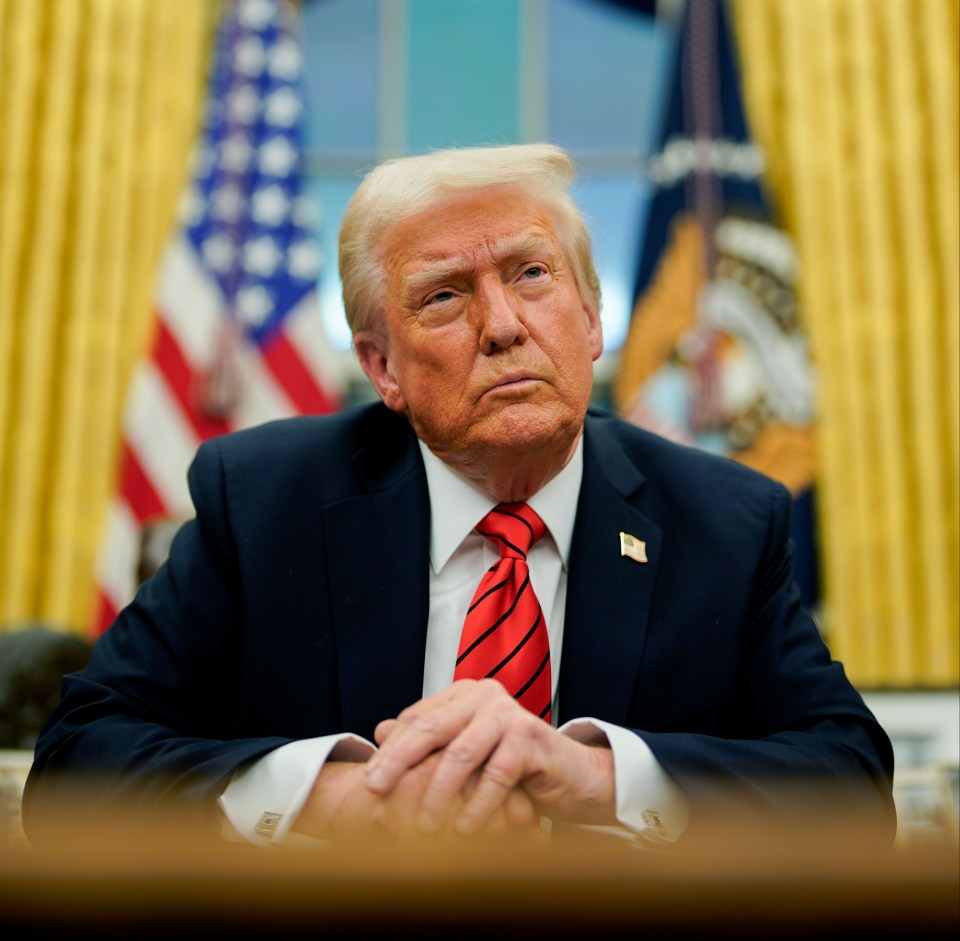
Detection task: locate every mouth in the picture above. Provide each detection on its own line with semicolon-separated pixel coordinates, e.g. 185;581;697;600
484;372;542;397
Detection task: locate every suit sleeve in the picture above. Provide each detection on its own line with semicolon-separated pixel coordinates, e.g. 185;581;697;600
633;483;897;839
22;438;294;845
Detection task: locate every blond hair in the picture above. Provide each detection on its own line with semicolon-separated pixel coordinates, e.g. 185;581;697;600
338;143;602;334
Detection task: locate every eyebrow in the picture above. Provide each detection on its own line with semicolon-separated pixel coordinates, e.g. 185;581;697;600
401;233;558;294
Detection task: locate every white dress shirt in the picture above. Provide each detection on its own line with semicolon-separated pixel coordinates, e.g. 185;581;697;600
220;434;688;846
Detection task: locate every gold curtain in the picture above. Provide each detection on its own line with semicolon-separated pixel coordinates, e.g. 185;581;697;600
734;0;959;686
0;0;218;633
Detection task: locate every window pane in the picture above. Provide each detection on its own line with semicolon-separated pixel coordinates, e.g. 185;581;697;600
549;0;671;154
407;0;520;151
302;0;379;154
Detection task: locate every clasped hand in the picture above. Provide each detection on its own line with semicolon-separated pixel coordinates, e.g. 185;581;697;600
294;679;616;841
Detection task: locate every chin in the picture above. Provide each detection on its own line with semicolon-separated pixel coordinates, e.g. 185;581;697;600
476;403;581;457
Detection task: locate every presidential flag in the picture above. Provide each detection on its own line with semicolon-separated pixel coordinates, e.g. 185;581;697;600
92;0;342;635
613;0;820;604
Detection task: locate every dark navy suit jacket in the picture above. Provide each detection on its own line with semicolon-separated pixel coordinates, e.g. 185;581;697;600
23;403;895;839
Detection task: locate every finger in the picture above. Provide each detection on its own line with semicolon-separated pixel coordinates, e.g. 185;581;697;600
369;753;444;838
451;715;558;835
502;786;538;831
374;718;398;746
452;739;526;836
462;790;543;842
497;793;550;845
413;707;514;833
365;680;503;794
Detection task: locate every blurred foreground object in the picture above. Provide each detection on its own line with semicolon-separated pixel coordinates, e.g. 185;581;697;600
1;806;956;940
894;764;960;847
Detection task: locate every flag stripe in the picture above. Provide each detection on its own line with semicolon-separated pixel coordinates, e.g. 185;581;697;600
230;339;298;427
94;500;140;618
123;365;200;511
92;588;119;638
153;317;232;441
284;295;344;390
154;239;222;364
119;442;167;524
261;328;339;415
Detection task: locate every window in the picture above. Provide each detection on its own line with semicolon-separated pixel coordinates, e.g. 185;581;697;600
301;0;675;403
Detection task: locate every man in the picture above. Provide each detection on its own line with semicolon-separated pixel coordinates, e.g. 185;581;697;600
23;144;895;847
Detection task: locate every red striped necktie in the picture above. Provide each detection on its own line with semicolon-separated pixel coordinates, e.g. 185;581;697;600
454;502;552;722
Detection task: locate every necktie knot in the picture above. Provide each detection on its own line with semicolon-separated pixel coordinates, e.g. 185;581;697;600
477;502;546;560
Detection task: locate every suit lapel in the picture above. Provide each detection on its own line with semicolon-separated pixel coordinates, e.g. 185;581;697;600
322;409;662;734
558;417;662;726
325;415;431;740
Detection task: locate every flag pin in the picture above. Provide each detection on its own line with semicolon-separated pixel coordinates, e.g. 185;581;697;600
620;532;648;563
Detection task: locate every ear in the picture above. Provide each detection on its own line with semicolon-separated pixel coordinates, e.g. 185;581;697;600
353;330;407;413
583;300;604;362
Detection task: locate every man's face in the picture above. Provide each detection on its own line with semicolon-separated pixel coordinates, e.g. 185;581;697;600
354;185;603;475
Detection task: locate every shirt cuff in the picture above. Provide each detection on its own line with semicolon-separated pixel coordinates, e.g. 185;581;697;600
559;717;689;845
218;734;376;847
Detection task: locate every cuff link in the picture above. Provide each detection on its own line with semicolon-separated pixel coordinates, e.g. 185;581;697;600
642;809;666;835
254;811;283;839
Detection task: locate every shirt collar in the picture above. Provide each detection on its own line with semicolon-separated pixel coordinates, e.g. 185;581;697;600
418;435;584;575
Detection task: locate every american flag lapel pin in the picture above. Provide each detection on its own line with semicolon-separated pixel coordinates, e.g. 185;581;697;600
619;532;648;563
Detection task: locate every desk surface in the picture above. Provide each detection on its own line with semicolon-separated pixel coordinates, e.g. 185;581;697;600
2;819;957;940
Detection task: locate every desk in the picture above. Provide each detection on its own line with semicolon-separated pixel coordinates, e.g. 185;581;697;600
2;820;957;940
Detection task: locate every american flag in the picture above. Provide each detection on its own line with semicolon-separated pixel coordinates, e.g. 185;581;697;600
92;0;342;635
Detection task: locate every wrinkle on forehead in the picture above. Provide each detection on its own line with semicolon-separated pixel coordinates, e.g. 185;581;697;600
400;231;561;292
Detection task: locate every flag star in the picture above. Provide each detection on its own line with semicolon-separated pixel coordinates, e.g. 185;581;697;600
292;195;320;229
251;185;291;227
236;283;274;326
219;132;254;172
178;186;207;227
210;183;246;222
258;135;298;176
264;87;302;128
191;146;216;180
203;97;224;131
234;35;266;77
202;233;236;273
244;235;283;277
228;84;260;125
288;239;322;281
238;0;275;31
268;38;301;80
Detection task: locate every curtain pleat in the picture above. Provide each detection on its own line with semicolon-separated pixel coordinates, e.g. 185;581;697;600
734;0;959;686
0;0;217;632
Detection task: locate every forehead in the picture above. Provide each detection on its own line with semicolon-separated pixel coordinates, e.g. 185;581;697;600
377;185;561;278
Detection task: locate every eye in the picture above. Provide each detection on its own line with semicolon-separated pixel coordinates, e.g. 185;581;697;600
424;289;456;306
521;265;546;280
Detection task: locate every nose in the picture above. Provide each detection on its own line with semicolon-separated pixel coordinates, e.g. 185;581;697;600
476;277;528;354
